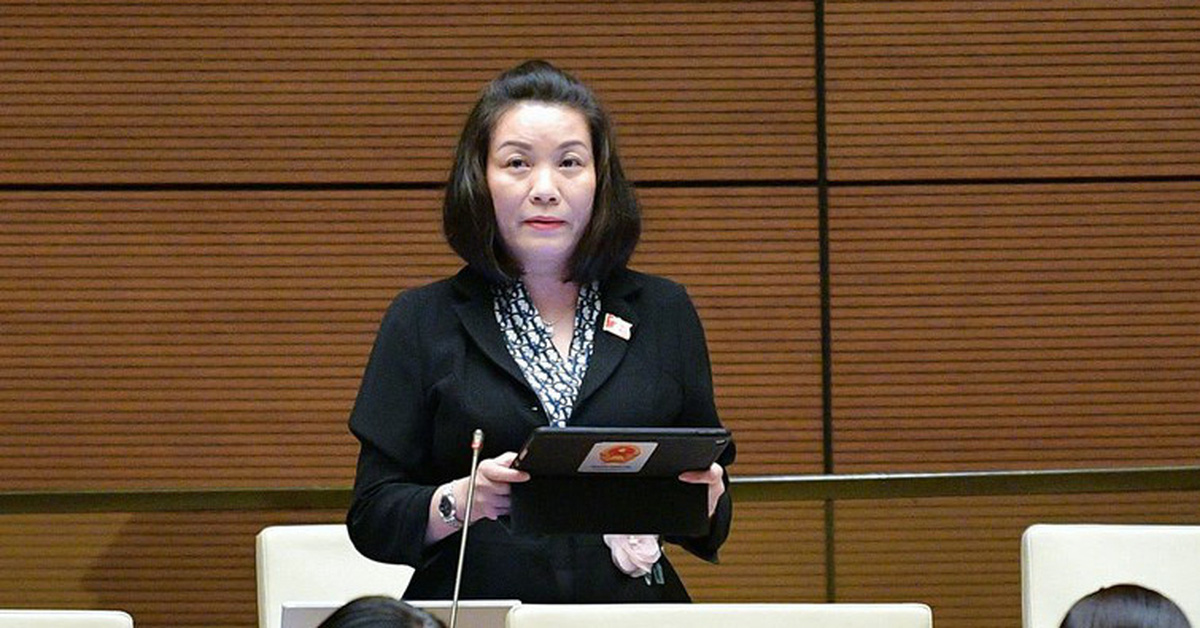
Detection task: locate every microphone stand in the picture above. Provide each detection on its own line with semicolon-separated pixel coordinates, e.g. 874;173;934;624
449;429;483;628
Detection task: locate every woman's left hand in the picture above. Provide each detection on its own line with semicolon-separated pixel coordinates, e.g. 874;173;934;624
678;462;725;518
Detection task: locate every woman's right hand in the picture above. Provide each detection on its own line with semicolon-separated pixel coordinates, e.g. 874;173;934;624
460;451;530;522
427;451;530;544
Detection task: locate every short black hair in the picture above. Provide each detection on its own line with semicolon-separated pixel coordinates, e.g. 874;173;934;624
1060;584;1192;628
443;59;640;284
316;596;445;628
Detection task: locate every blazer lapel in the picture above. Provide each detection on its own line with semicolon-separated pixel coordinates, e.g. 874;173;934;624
449;268;529;388
449;266;644;406
577;269;642;404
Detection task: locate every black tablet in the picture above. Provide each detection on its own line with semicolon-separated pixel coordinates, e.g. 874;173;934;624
511;426;731;477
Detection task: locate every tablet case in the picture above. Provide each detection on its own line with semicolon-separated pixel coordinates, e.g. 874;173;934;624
508;427;730;536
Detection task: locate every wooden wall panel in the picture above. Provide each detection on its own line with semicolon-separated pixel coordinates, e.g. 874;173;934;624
0;186;818;490
825;1;1200;179
638;187;824;475
835;492;1200;628
0;1;815;184
0;503;824;628
669;502;826;602
829;182;1200;472
3;1;1198;626
0;189;458;491
0;509;340;628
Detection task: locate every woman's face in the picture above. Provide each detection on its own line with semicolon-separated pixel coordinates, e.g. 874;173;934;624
487;101;596;278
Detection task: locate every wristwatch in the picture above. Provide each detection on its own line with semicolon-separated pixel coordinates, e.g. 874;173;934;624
437;483;463;529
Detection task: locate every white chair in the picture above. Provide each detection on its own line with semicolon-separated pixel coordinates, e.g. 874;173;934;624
256;524;414;628
0;610;133;627
506;603;933;628
1021;523;1200;628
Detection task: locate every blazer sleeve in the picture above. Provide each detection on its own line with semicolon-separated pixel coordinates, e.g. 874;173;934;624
345;291;439;567
664;285;737;563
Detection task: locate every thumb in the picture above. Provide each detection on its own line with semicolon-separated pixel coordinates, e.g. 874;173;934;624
492;451;519;467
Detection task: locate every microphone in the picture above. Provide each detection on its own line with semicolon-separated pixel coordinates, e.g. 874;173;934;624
449;429;484;628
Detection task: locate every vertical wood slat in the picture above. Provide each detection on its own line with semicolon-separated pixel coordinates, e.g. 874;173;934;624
825;1;1200;179
830;182;1200;472
0;1;815;184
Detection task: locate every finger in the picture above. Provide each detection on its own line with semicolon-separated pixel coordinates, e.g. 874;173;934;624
492;452;531;481
478;464;525;483
478;478;512;497
678;468;720;484
481;496;511;520
492;451;520;466
681;463;723;482
469;487;511;520
479;458;530;483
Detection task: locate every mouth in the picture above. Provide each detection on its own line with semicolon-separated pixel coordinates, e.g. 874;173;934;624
524;216;566;231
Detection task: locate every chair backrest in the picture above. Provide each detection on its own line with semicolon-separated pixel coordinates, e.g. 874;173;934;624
0;610;133;627
256;524;414;628
505;603;933;628
1021;523;1200;628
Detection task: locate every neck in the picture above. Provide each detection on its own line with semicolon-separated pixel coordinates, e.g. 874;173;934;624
522;274;580;326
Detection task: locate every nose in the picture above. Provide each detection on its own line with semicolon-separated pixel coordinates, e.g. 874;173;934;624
530;166;560;206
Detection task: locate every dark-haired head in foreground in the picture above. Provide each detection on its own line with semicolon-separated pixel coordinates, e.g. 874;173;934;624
1060;584;1191;628
316;596;446;628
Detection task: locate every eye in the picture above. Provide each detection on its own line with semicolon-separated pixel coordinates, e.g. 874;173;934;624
505;156;530;170
560;156;585;169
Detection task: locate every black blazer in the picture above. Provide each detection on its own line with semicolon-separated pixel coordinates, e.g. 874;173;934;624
347;266;735;603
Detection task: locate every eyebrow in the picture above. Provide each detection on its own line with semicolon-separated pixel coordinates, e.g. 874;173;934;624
494;139;592;153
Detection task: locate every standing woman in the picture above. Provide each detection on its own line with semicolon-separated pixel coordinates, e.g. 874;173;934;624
346;60;734;603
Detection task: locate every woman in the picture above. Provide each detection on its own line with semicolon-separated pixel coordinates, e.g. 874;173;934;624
346;60;734;603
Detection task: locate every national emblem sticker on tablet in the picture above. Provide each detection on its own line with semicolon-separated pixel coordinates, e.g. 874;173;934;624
578;441;658;473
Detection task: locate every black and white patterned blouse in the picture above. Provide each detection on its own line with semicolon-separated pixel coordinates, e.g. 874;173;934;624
493;280;600;427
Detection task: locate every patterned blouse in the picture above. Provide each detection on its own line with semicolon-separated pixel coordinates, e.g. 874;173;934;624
493;280;600;427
